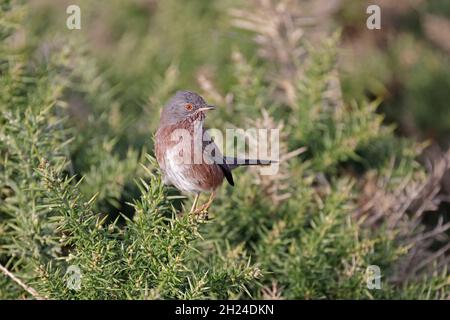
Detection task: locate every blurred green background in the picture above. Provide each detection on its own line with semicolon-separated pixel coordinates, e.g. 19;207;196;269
27;0;450;147
1;0;450;299
339;0;450;147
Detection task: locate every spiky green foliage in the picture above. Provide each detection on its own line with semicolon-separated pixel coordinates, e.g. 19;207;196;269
1;0;449;300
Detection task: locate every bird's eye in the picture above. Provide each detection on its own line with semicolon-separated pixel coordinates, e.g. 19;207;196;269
184;103;193;111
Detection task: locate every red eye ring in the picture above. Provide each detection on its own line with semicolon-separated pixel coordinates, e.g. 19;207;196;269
184;103;193;111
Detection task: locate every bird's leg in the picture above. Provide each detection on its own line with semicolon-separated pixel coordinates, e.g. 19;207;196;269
195;191;216;217
203;191;216;212
190;193;200;214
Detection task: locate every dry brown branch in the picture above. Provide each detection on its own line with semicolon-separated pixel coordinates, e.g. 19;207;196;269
356;149;450;282
247;109;306;205
230;0;343;110
423;14;450;54
261;280;284;300
196;68;233;108
0;264;46;300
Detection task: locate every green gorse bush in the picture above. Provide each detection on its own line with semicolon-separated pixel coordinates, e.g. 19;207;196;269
1;0;449;299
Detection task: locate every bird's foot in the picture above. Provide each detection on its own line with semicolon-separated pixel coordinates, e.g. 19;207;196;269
192;204;210;221
199;210;209;221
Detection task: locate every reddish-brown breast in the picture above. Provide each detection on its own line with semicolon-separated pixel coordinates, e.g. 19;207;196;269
155;114;224;193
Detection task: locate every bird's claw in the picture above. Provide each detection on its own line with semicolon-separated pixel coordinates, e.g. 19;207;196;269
191;205;209;221
199;210;209;221
194;208;208;221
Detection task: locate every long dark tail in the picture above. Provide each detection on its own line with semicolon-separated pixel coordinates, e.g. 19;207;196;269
217;157;278;187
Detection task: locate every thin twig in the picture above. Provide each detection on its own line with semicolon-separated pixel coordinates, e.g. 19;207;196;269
0;263;46;300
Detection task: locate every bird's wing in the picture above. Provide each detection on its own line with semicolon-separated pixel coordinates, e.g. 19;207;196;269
202;130;234;187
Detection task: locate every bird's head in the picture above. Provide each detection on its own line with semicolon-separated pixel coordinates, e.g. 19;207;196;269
159;91;215;127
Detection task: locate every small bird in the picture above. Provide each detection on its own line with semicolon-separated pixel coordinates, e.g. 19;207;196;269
155;90;273;215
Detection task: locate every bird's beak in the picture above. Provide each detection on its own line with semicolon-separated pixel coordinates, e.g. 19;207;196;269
197;105;215;112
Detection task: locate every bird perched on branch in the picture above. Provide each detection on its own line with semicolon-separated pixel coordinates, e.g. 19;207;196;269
155;90;274;215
